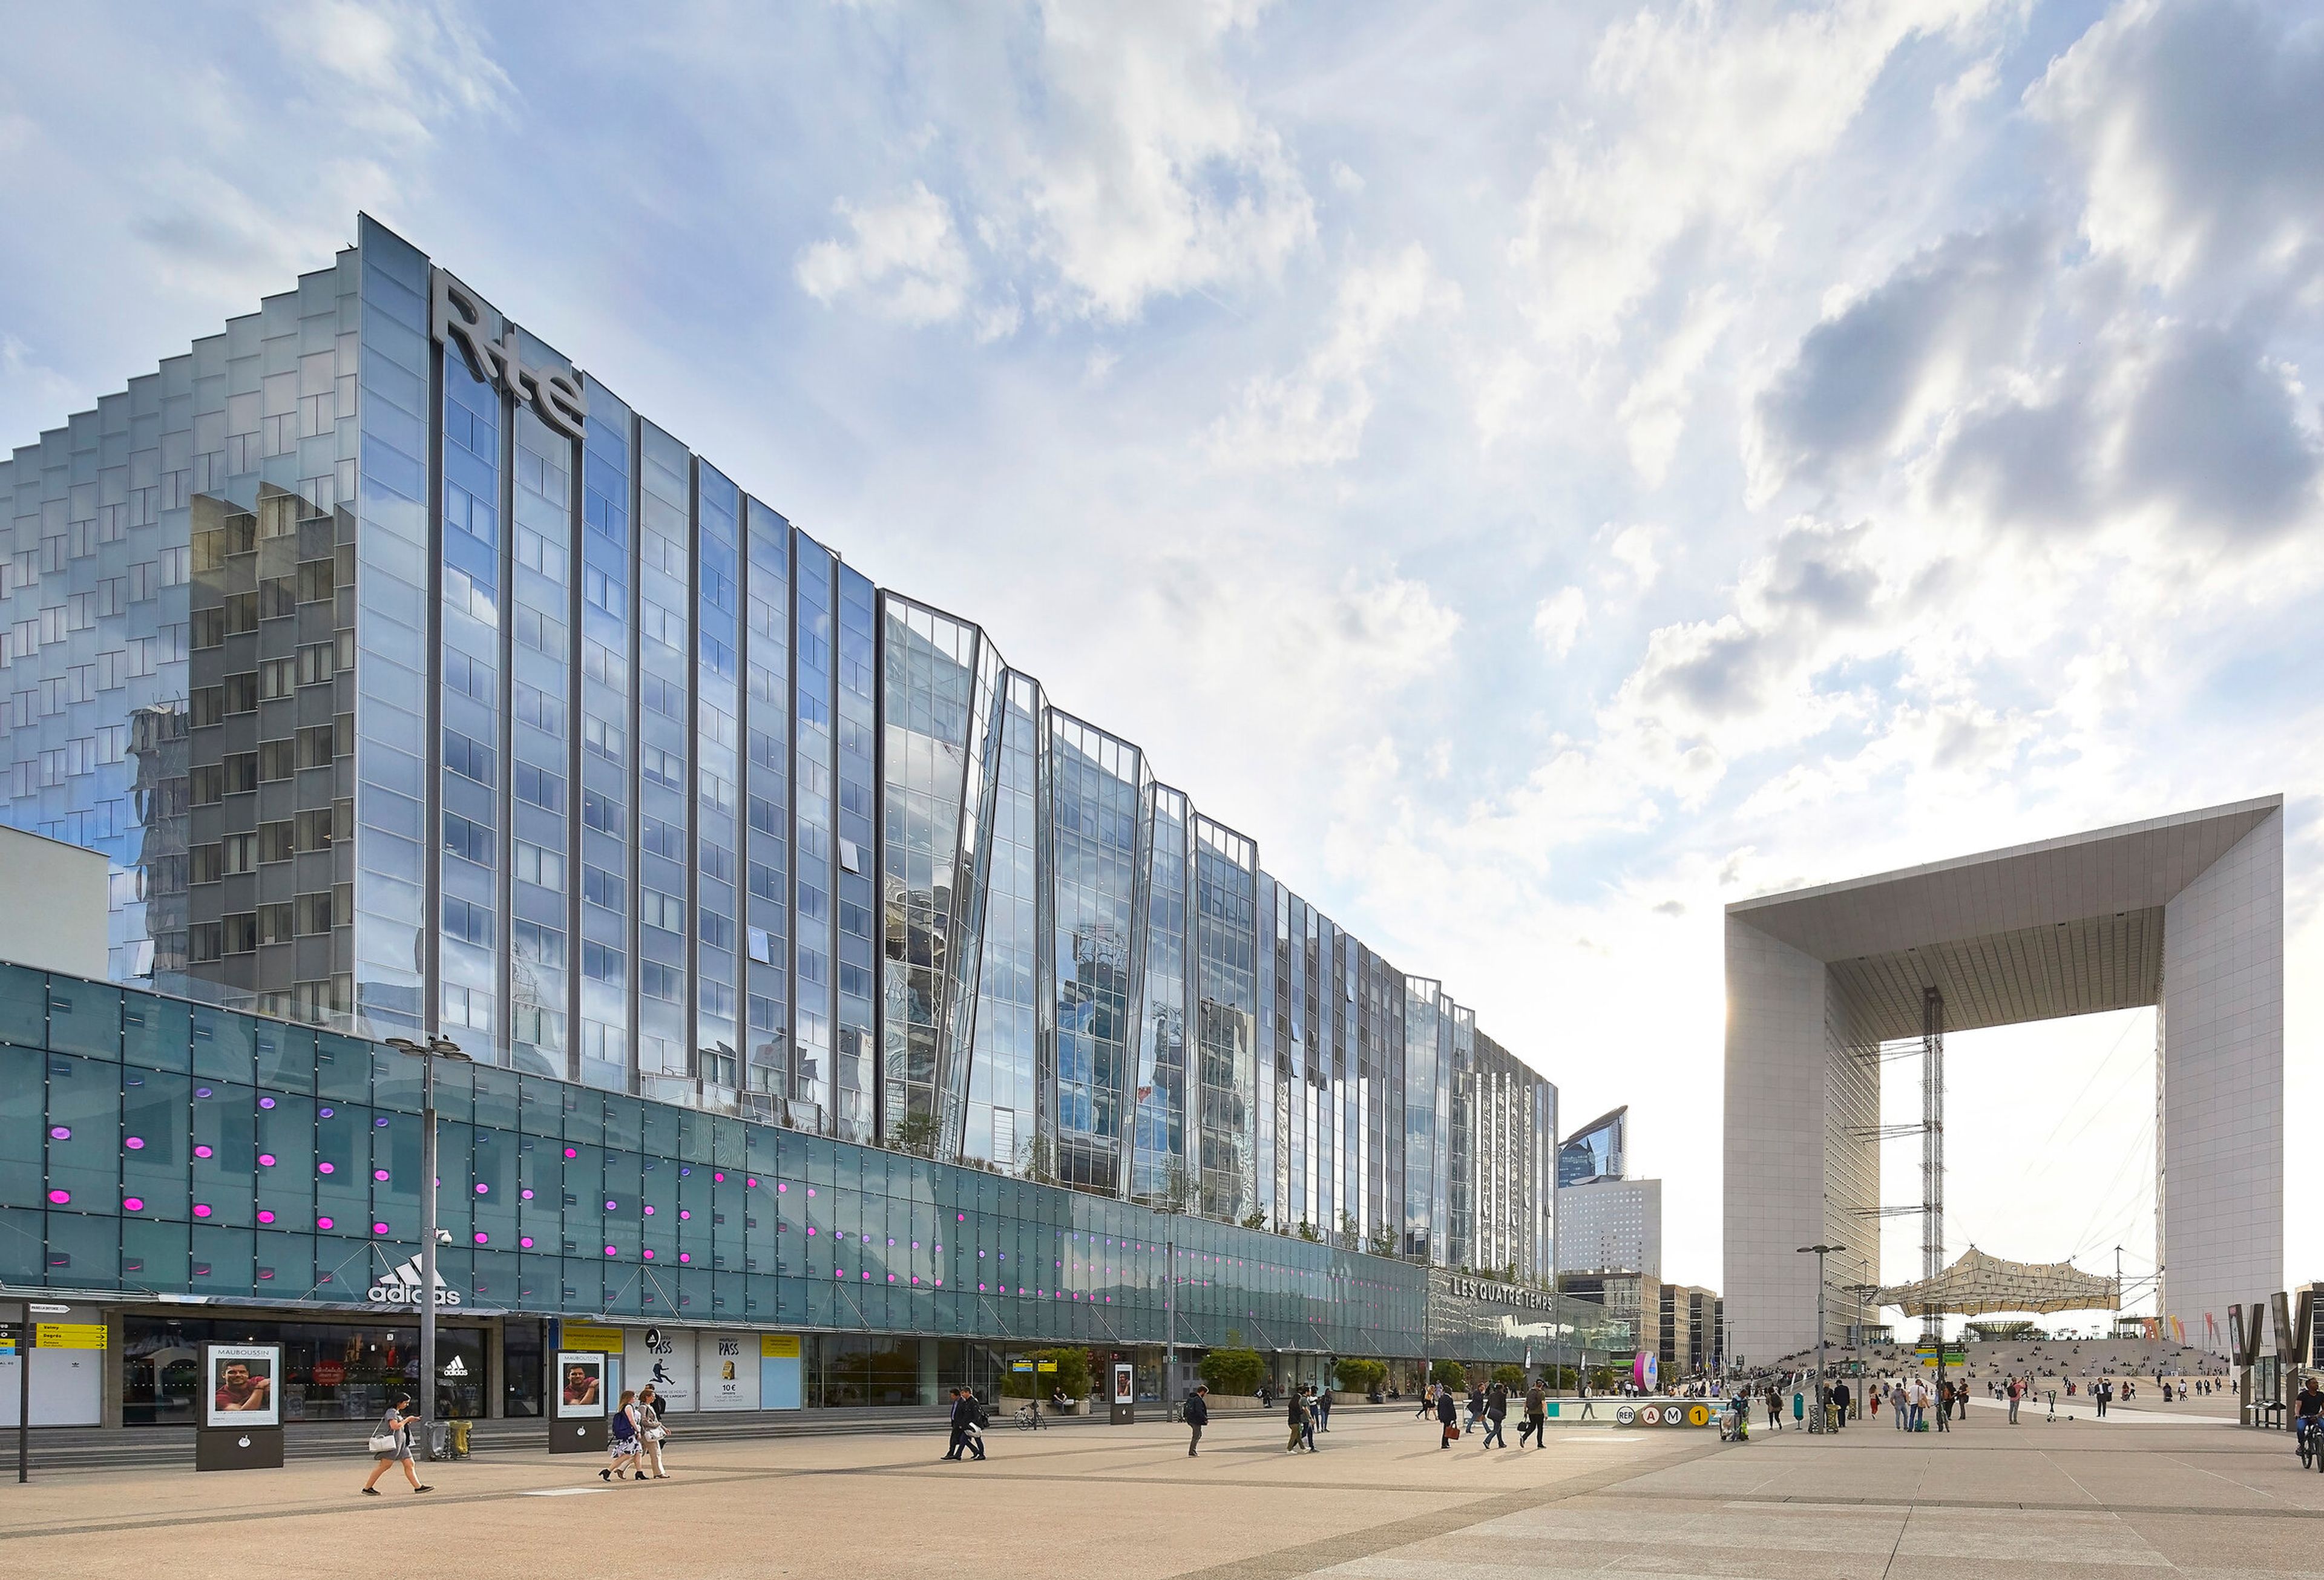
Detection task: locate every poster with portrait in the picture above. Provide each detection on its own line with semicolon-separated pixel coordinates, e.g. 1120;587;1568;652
555;1351;606;1418
203;1343;281;1429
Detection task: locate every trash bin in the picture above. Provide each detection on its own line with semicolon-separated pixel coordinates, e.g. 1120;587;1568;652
427;1421;451;1460
450;1418;473;1459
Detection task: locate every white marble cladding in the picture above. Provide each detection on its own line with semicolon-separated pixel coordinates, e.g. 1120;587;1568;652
1724;799;2283;1360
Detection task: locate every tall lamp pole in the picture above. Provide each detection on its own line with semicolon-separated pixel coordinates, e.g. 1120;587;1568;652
1797;1244;1845;1434
387;1035;471;1461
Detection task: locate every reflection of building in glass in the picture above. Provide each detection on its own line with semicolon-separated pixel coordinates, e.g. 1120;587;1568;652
1558;1105;1626;1185
0;217;1556;1274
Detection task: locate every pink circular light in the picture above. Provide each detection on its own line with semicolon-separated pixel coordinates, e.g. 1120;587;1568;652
317;1162;335;1174
714;1172;726;1182
807;1227;816;1236
194;1145;213;1158
317;1217;334;1230
519;1236;534;1249
474;1184;488;1195
373;1169;389;1181
474;1233;488;1244
520;1188;534;1199
678;1252;691;1264
192;1204;211;1218
776;1182;786;1193
47;1189;69;1205
678;1210;690;1221
373;1222;389;1234
258;1153;277;1167
49;1126;69;1140
746;1177;758;1188
257;1210;275;1224
642;1249;655;1260
643;1205;655;1216
604;1245;617;1257
125;1136;144;1150
124;1196;146;1211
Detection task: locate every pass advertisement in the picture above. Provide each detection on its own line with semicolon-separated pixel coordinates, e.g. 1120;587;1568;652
625;1325;695;1411
701;1333;760;1411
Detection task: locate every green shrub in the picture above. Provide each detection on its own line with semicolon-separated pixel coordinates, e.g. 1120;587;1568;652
1491;1364;1527;1389
1334;1358;1387;1394
1430;1359;1466;1389
1200;1346;1268;1396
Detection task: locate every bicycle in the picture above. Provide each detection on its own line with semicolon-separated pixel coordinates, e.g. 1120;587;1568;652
2297;1415;2322;1470
1013;1403;1049;1431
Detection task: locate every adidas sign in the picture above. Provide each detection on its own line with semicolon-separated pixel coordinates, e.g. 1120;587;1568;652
368;1254;464;1308
440;1355;470;1377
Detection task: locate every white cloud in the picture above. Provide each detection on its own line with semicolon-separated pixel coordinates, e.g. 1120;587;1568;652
795;183;977;327
1207;243;1456;468
1019;0;1316;321
1532;586;1588;658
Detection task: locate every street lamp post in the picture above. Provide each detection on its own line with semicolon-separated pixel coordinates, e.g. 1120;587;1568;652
387;1035;471;1461
1797;1244;1846;1434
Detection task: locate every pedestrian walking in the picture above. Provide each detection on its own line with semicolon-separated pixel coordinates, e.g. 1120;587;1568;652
600;1389;645;1481
1466;1383;1486;1434
1483;1382;1508;1448
963;1389;988;1459
2006;1377;2020;1424
1766;1383;1782;1431
636;1383;671;1478
1184;1384;1210;1457
1436;1382;1459;1448
2096;1378;2110;1419
1287;1389;1311;1452
1301;1387;1319;1451
942;1386;969;1460
1935;1379;1951;1432
1416;1381;1437;1419
1578;1377;1596;1420
359;1392;431;1496
1520;1382;1547;1447
1316;1386;1333;1431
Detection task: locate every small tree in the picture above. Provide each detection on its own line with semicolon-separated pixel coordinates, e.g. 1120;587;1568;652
1367;1225;1397;1258
1296;1218;1322;1243
1491;1363;1526;1389
1334;1357;1387;1395
1430;1358;1466;1390
1201;1346;1267;1397
1240;1208;1269;1231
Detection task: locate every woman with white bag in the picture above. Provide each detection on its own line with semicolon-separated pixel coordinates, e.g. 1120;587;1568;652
359;1392;433;1495
636;1384;673;1479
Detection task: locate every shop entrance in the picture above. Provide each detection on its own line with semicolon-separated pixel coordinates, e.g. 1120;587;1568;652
123;1314;491;1425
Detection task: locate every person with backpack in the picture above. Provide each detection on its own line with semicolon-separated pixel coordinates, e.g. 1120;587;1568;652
1183;1383;1210;1457
359;1392;430;1496
600;1389;645;1481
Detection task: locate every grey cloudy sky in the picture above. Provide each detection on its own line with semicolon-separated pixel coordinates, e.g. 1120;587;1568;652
4;0;2320;1302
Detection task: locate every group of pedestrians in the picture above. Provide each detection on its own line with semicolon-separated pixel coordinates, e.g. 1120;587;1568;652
1284;1384;1330;1451
942;1386;990;1460
600;1383;675;1480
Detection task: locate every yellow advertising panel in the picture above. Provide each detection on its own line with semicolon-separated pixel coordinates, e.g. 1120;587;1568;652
760;1334;801;1359
36;1323;106;1349
562;1323;623;1351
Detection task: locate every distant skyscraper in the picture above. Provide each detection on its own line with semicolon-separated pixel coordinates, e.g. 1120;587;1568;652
1558;1105;1626;1186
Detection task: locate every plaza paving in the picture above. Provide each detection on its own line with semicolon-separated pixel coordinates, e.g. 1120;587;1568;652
1;1405;2318;1580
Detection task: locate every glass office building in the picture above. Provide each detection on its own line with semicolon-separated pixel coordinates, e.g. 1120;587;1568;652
0;218;1568;1399
1557;1105;1626;1187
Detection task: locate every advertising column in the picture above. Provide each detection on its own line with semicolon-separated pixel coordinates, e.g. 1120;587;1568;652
551;1351;609;1453
1110;1361;1135;1424
195;1342;284;1470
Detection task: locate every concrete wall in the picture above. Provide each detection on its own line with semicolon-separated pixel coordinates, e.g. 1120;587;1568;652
1722;916;1830;1368
2161;810;2283;1347
0;825;107;978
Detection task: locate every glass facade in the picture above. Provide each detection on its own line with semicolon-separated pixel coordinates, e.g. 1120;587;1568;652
2;215;1560;1291
0;963;1630;1382
1558;1105;1627;1187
